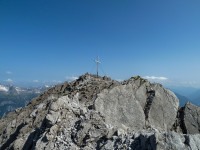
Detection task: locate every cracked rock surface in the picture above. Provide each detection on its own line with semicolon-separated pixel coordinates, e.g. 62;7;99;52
182;102;200;134
95;78;179;132
0;73;200;150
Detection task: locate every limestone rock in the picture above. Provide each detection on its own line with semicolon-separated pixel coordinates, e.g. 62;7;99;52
102;128;200;150
0;73;199;150
183;102;200;134
95;78;179;132
148;84;179;131
95;84;146;131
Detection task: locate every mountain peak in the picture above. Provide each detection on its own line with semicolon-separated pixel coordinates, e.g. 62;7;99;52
0;74;200;149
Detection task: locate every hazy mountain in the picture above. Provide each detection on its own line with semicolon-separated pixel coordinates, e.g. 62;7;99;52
174;92;190;107
169;86;200;106
187;89;200;106
0;84;48;118
168;86;199;97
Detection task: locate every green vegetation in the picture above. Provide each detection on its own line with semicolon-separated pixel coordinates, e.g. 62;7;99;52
131;76;147;82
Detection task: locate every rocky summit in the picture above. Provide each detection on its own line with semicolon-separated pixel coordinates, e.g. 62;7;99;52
0;73;200;150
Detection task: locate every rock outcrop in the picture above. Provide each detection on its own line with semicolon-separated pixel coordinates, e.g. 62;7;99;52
102;128;200;150
95;77;179;132
182;102;200;134
0;73;200;150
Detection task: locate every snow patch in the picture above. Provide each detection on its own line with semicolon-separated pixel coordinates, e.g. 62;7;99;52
0;85;9;92
15;87;26;94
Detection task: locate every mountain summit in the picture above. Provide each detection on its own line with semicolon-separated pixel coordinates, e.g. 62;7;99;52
0;73;200;150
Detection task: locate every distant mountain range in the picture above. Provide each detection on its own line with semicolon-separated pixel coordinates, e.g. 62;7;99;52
187;89;200;106
173;92;190;107
0;84;49;118
169;87;200;107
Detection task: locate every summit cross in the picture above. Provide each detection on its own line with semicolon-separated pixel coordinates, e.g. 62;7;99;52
95;56;101;77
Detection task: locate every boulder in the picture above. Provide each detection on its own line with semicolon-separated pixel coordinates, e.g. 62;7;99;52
147;84;179;131
95;79;179;132
95;84;146;131
183;102;200;134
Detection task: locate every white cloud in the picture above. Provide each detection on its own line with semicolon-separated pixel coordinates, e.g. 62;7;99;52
6;71;12;75
144;76;168;81
4;79;13;82
33;80;39;83
52;80;62;83
66;76;78;81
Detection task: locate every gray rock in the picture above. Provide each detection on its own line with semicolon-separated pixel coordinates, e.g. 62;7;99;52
148;84;179;131
102;128;200;150
183;102;200;134
95;79;179;132
0;73;199;150
95;84;146;131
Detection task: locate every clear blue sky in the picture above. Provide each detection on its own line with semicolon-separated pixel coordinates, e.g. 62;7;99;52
0;0;200;87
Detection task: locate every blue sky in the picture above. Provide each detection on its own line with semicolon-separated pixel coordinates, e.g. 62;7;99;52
0;0;200;87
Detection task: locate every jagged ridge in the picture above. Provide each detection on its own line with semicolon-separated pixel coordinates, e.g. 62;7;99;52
0;73;200;150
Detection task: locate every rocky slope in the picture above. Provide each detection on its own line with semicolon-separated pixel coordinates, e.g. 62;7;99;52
0;73;200;150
